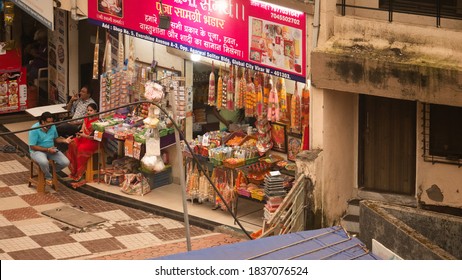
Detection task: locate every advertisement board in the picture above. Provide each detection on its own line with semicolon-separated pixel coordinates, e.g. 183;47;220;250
48;9;68;104
0;68;28;114
88;0;306;82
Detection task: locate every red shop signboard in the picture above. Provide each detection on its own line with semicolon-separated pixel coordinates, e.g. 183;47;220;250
88;0;306;82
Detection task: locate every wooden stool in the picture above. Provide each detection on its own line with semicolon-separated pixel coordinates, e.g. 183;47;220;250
85;144;106;183
29;159;59;193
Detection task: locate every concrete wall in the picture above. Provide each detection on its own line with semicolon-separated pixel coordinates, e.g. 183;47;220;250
416;103;462;209
359;200;460;259
298;89;357;227
58;0;88;15
297;149;324;229
321;89;357;225
312;16;462;107
309;4;462;215
310;86;324;149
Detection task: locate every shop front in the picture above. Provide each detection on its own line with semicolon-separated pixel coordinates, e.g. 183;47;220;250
1;1;68;109
80;0;311;235
0;1;29;113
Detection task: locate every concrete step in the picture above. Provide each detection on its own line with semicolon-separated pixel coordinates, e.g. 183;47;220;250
341;214;359;234
346;200;359;216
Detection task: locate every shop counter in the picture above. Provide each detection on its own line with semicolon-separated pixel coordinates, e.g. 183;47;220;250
104;131;176;158
25;103;68;118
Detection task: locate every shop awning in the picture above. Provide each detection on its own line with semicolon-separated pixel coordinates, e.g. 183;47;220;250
155;226;380;260
10;0;54;30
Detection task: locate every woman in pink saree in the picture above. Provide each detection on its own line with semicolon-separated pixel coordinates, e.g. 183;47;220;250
67;103;99;182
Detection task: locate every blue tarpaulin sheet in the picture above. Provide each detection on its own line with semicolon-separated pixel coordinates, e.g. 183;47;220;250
156;226;380;260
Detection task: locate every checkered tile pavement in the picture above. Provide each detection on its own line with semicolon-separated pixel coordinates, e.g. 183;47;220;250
0;138;245;259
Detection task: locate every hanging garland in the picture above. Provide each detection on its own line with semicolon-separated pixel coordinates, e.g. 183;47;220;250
216;66;223;109
267;78;280;122
207;61;216;106
290;82;302;134
92;28;99;79
277;78;287;121
245;70;256;118
226;64;234;110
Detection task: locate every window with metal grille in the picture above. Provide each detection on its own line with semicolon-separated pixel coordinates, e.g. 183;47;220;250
379;0;462;19
423;103;462;166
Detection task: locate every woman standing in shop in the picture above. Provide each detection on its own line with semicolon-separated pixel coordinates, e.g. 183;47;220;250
66;103;99;184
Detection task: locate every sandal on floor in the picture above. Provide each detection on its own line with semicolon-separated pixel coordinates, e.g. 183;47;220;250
61;176;74;182
70;174;83;182
71;180;87;189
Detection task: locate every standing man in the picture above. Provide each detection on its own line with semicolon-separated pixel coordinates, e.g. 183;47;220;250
211;106;244;132
57;85;97;137
29;112;72;186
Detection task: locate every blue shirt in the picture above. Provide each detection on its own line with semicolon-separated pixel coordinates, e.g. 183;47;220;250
29;122;58;152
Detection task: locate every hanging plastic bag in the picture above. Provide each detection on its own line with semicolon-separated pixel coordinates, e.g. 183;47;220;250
142;128;165;172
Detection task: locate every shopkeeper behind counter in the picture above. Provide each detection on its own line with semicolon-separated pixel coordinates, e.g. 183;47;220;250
211;106;244;132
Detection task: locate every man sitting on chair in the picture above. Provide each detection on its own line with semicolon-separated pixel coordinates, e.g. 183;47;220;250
29;112;72;186
57;85;97;137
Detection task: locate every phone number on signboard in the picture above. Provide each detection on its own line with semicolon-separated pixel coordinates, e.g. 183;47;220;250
270;13;301;25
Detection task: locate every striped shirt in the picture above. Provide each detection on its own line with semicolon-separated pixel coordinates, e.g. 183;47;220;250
71;98;96;122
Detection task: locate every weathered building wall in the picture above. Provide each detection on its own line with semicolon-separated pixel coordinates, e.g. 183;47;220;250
310;12;462;214
297;150;324;229
297;90;357;228
321;90;357;225
312;16;462;107
416;103;462;209
312;52;462;106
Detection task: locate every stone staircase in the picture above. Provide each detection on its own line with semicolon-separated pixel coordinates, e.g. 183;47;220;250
340;198;360;236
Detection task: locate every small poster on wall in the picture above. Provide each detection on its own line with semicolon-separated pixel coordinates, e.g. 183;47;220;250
0;68;27;114
287;133;302;162
270;122;287;153
248;17;303;74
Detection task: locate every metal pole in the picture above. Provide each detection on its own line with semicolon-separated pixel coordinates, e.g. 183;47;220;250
389;0;394;22
170;76;192;251
436;0;441;27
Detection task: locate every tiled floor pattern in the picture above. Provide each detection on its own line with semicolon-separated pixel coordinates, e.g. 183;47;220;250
3;122;264;233
0;137;246;259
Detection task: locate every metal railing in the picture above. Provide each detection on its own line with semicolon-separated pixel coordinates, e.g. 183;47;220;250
338;0;462;28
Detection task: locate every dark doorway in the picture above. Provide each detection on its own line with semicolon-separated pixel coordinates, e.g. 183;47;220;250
358;95;416;195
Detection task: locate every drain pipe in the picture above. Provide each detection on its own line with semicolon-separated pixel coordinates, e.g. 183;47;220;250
311;0;322;226
311;0;320;50
71;0;87;21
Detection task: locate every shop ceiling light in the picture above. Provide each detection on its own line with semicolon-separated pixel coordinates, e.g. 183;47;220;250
191;54;201;62
215;0;228;13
